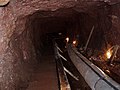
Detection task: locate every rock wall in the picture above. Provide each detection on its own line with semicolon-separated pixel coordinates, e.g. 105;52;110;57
0;0;78;90
0;0;120;90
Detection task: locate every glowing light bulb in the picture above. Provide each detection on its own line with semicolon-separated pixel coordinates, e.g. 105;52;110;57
106;50;112;59
73;40;76;45
66;37;69;42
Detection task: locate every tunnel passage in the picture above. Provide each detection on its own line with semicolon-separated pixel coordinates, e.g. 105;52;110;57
2;8;111;90
12;8;98;89
25;9;94;57
1;1;120;90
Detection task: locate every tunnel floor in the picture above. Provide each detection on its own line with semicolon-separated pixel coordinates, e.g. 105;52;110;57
26;46;58;90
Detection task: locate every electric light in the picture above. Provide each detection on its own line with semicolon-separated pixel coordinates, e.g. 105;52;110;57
106;50;112;59
73;40;76;45
66;37;69;42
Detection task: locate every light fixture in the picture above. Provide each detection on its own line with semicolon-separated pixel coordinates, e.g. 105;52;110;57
65;37;69;43
106;49;112;59
58;33;62;35
73;40;76;45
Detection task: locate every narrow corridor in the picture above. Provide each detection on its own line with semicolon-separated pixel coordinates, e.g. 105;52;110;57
27;47;58;90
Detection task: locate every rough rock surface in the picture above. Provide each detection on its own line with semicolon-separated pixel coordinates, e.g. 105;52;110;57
0;0;78;90
0;0;120;90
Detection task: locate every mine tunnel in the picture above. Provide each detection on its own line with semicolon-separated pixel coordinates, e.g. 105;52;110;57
0;0;120;90
25;9;95;90
28;9;96;57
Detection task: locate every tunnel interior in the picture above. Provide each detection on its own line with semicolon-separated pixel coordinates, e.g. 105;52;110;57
2;8;98;90
25;9;100;57
1;2;120;89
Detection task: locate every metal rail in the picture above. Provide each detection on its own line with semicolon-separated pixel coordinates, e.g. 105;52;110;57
54;42;71;90
67;44;120;90
54;40;80;90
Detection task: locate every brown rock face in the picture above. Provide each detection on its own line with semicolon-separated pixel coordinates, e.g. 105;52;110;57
0;0;78;90
0;0;120;90
0;0;10;6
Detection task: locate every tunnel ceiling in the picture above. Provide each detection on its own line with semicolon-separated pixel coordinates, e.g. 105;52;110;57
28;8;80;34
8;0;120;18
2;0;120;37
5;0;120;38
10;0;120;16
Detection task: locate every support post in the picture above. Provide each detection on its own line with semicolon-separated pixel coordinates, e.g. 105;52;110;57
109;45;119;65
84;26;94;51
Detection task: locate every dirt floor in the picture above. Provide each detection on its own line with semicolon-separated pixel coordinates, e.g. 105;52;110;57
26;47;58;90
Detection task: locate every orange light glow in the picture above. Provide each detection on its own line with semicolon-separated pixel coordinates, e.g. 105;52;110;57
106;50;112;59
73;40;76;45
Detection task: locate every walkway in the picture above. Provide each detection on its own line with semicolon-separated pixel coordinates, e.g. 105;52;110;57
27;47;58;90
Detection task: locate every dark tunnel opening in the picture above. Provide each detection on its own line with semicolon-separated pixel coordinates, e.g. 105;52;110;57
26;9;98;58
30;17;69;56
24;9;96;90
